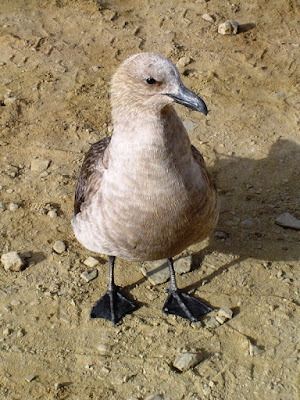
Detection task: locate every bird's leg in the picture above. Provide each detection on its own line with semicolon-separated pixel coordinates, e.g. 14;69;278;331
90;256;137;324
163;258;212;322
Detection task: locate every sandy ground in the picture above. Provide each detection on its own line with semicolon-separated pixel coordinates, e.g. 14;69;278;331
0;1;299;399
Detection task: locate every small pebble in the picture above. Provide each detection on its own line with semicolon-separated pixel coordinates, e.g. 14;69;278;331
241;219;254;228
217;307;233;319
173;352;202;372
218;20;239;35
48;209;58;218
183;120;197;132
214;230;228;239
3;97;17;105
205;316;220;328
215;315;227;325
1;251;25;272
83;256;100;268
98;344;110;354
249;342;260;356
52;240;66;254
92;66;100;71
30;158;50;172
145;395;164;400
0;202;6;211
202;14;215;24
177;56;192;69
275;212;300;230
80;269;98;282
3;327;12;336
8;202;20;211
25;375;37;383
202;386;212;395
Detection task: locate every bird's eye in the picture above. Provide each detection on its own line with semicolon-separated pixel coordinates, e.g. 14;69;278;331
146;77;157;85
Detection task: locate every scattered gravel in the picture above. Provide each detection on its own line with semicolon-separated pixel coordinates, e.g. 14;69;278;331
218;20;239;35
1;251;25;272
141;256;192;285
173;352;202;372
52;240;66;254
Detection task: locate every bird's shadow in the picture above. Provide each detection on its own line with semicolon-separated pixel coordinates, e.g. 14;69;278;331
186;138;300;290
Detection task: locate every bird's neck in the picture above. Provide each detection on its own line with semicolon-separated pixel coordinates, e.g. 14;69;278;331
109;105;191;164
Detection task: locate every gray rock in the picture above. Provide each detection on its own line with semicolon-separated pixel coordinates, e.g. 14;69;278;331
141;256;192;285
1;251;25;272
218;20;239;35
173;352;202;372
275;212;300;230
81;269;98;282
241;219;254;228
183;120;197;132
52;240;66;254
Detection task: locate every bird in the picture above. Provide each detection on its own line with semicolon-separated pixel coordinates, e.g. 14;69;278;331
71;52;219;324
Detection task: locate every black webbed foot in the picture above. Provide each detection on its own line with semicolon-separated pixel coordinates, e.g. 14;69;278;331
163;290;212;322
90;286;137;325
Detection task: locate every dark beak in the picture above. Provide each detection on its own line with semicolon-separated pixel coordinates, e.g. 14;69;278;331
166;84;208;115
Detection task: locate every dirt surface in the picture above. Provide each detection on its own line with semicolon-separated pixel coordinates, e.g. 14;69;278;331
0;1;299;399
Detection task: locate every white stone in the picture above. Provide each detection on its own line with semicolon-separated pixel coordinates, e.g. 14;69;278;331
173;352;202;371
1;251;25;271
8;203;19;211
177;56;192;69
53;240;66;254
48;209;58;218
83;256;100;268
275;212;300;230
217;307;233;319
249;342;260;356
218;20;239;35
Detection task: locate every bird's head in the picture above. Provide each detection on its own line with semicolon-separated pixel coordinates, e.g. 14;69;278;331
111;53;207;116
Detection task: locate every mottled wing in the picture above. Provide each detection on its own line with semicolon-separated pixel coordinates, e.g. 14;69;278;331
74;136;111;215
